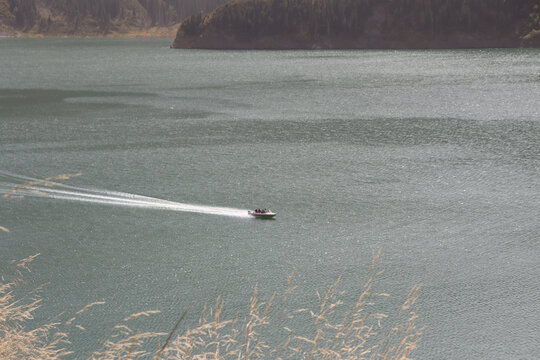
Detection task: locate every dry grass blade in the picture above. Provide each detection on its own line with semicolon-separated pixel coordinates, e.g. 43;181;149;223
1;173;81;199
76;301;105;315
272;270;297;360
0;255;73;359
154;309;188;359
44;173;81;182
124;331;140;360
377;285;423;360
124;310;161;322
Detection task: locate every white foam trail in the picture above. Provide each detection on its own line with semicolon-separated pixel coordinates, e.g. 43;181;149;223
26;186;250;217
1;172;251;218
0;171;156;202
25;186;167;206
45;191;249;217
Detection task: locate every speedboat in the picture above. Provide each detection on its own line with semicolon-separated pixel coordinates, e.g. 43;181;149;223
248;209;276;219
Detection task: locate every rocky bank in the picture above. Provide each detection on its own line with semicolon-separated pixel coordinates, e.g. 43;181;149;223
172;0;540;49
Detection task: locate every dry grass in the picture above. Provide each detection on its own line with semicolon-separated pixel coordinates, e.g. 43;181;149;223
0;252;422;359
0;255;72;359
1;173;81;199
1;173;81;233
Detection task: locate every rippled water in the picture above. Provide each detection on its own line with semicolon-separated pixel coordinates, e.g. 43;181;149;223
1;39;539;359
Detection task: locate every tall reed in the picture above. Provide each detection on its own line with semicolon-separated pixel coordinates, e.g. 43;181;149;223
1;252;421;359
0;254;72;359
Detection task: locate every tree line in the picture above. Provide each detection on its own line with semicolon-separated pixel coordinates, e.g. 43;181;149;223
181;0;540;38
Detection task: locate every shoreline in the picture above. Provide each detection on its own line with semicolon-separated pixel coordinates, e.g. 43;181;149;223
173;36;540;50
0;26;179;39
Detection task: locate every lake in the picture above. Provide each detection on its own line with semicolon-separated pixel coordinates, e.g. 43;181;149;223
0;38;539;359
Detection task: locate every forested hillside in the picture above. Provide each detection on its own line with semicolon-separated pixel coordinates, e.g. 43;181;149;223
173;0;540;48
0;0;227;36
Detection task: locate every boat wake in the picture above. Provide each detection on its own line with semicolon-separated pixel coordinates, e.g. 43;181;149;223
0;171;250;218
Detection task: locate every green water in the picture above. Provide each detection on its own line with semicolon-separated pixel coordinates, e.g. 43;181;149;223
1;38;539;359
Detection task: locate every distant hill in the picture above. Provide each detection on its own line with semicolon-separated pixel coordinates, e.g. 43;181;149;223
172;0;540;49
0;0;227;37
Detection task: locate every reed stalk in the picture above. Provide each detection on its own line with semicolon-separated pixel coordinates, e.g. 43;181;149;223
1;253;421;359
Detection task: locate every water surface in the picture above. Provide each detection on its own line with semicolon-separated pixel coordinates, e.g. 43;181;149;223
1;39;539;359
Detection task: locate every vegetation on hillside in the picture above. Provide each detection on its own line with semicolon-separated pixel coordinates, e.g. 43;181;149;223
0;0;228;35
178;0;540;44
